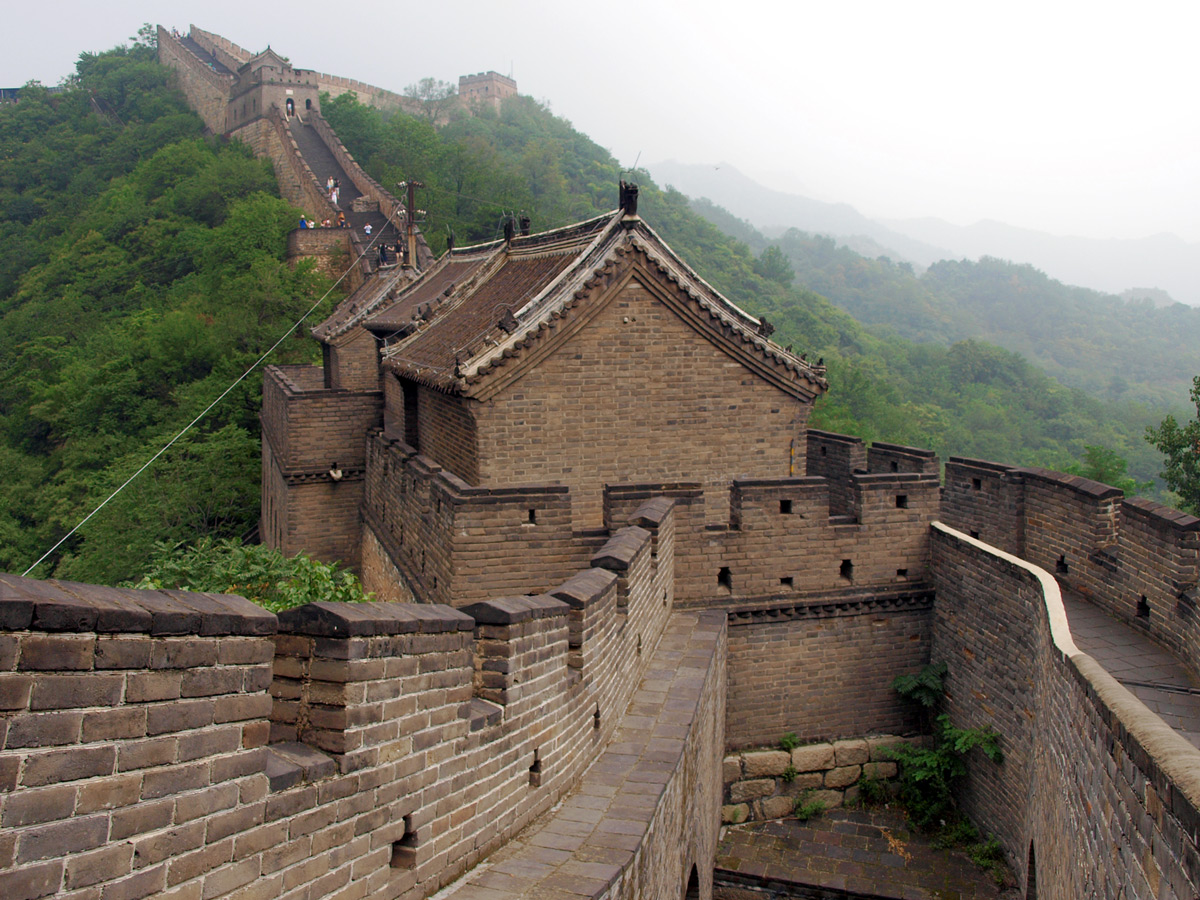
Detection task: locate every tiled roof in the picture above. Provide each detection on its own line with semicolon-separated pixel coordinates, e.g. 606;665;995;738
377;210;828;400
363;254;492;336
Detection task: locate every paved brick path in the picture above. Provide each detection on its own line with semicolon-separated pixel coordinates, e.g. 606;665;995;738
1061;589;1200;746
715;807;1017;899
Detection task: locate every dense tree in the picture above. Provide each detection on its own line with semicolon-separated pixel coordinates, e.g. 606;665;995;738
1145;376;1200;514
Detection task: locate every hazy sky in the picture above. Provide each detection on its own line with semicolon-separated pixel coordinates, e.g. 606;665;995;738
5;1;1198;242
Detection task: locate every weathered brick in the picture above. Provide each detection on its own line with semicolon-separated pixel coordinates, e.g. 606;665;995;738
0;784;77;827
147;699;216;735
0;858;63;900
126;671;182;703
82;707;147;742
93;637;152;670
0;675;32;710
16;815;109;862
77;773;142;814
65;843;134;889
18;635;94;671
5;710;82;748
141;761;211;799
22;745;115;786
151;639;218;670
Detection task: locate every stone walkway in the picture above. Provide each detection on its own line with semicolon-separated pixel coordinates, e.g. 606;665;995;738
1061;590;1200;747
715;807;1017;899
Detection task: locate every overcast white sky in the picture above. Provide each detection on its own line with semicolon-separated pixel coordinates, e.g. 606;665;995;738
5;1;1199;241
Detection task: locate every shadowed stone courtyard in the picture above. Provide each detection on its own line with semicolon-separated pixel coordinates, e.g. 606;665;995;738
714;808;1019;899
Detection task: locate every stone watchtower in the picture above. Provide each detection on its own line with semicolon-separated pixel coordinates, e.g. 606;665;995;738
226;48;320;130
457;71;517;110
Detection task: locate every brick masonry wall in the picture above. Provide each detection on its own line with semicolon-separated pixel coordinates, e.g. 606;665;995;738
943;460;1200;678
260;365;383;566
475;276;812;529
806;430;865;517
227;111;334;222
724;597;930;749
156;28;233;133
187;26;251;72
0;492;722;900
941;458;1025;556
931;524;1200;898
0;577;275;900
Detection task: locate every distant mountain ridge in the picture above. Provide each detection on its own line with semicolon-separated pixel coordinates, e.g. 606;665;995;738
648;160;1200;306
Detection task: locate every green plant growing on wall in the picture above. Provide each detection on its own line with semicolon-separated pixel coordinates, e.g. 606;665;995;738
793;789;826;822
781;764;798;784
886;662;1002;828
778;732;800;752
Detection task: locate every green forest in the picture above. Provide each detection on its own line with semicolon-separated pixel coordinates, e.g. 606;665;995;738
0;37;1193;586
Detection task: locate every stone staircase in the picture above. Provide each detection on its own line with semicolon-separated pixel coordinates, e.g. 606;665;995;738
287;119;400;258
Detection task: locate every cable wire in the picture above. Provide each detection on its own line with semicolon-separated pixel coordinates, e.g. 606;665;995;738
22;207;400;578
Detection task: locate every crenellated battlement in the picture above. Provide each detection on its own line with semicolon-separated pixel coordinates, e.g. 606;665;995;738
943;457;1200;672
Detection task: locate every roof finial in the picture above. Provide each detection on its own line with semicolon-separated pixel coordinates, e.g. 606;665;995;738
619;180;639;217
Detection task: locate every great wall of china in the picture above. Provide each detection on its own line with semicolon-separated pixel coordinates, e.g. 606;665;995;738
1;25;1199;900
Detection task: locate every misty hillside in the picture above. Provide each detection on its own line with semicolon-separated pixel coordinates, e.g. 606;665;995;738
651;160;1200;305
0;41;1178;583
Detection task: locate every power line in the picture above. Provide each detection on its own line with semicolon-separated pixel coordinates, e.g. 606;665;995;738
22;210;399;578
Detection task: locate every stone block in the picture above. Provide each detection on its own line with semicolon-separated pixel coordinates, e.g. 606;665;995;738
721;803;749;824
866;735;907;761
863;761;898;780
759;795;795;819
742;750;790;778
824;764;861;788
790;742;834;772
728;778;774;803
806;788;844;811
833;738;869;766
722;755;741;783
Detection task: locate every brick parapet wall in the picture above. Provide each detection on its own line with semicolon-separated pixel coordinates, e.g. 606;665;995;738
231;109;336;220
942;458;1200;676
941;458;1025;555
0;575;276;900
156;27;233;133
931;524;1200;897
312;74;418;116
0;492;717;899
806;430;866;517
187;25;251;72
362;431;587;607
866;440;939;476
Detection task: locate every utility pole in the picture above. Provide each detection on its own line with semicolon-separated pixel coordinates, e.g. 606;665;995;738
402;180;423;269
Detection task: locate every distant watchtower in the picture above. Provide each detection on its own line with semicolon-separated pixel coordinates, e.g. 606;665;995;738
226;48;320;129
457;71;517;110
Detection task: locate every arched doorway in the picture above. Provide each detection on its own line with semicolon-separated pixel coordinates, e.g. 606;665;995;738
683;864;699;900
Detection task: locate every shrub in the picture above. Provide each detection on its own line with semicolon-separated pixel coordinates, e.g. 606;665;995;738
793;789;826;822
778;732;800;752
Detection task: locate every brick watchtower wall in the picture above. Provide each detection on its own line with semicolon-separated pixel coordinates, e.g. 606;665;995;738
261;365;383;567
